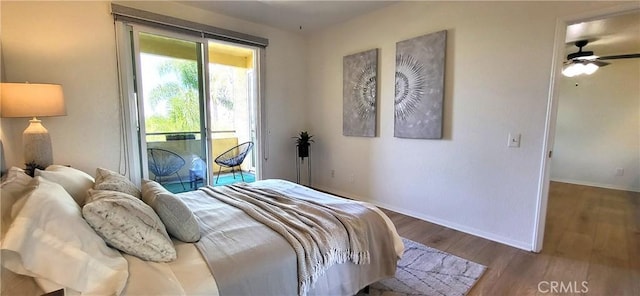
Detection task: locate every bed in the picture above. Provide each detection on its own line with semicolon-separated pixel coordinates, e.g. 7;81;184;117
1;166;403;296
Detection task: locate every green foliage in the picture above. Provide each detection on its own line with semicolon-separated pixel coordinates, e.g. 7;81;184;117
159;61;199;90
146;59;236;135
146;60;200;133
210;64;236;112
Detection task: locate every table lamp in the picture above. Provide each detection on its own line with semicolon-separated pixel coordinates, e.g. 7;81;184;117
1;82;66;168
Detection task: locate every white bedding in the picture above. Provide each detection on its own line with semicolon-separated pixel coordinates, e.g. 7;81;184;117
123;240;218;295
2;178;402;295
125;179;403;295
1;241;217;296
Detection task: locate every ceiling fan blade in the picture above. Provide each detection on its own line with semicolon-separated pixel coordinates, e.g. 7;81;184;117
564;59;610;67
592;60;610;67
599;53;640;60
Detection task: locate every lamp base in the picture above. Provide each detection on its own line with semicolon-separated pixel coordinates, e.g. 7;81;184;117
23;117;53;168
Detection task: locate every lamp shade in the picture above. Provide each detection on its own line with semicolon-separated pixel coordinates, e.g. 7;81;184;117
1;83;66;118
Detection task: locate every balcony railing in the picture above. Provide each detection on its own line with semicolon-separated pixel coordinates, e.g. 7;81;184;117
146;130;236;142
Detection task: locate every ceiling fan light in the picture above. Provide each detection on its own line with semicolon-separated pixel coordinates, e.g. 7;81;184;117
562;63;585;77
562;64;577;77
562;66;576;77
584;63;599;75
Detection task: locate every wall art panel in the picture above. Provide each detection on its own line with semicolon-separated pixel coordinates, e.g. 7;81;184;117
343;48;378;137
394;30;446;139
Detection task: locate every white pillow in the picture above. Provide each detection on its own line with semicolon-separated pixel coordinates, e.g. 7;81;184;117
141;180;201;242
1;177;128;295
35;165;94;206
93;167;141;198
1;167;36;238
83;189;177;262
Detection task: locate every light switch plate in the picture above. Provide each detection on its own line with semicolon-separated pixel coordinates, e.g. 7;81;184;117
508;133;521;148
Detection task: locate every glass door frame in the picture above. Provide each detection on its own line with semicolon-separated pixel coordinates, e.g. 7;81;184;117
132;25;209;183
115;22;265;186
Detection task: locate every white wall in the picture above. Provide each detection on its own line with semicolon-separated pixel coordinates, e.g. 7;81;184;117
2;1;121;175
551;60;640;192
1;1;307;180
306;1;626;250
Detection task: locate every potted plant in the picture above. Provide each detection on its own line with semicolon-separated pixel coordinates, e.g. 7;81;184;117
294;131;314;159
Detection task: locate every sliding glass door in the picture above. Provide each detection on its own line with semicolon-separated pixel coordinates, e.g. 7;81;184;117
135;30;208;192
117;24;261;192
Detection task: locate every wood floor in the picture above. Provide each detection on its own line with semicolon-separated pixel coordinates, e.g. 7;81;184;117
381;181;639;295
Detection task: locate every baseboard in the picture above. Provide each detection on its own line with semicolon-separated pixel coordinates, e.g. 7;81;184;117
551;178;640;193
312;184;533;252
311;185;358;200
371;200;533;251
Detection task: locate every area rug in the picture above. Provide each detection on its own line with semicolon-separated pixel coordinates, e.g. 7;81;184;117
364;238;486;296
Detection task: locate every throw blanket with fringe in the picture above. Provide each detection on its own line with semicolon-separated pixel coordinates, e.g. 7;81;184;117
199;184;370;296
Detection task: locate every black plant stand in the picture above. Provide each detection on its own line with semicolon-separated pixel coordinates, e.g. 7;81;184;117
295;146;311;185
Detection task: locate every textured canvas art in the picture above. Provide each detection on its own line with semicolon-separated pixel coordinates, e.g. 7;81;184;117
394;30;447;139
343;49;378;137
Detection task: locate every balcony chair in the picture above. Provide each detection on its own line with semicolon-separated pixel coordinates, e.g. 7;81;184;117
213;141;254;184
147;148;186;190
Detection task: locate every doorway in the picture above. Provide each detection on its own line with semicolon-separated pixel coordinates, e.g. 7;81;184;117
534;3;640;252
117;24;262;192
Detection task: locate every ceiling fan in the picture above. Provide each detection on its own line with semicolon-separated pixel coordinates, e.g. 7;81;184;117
563;40;640;77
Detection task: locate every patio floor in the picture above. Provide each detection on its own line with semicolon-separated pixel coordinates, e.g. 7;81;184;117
162;171;256;193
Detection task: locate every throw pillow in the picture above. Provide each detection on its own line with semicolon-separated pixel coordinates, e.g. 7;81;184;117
141;180;201;242
93;167;141;198
1;177;128;295
83;189;177;262
35;165;95;206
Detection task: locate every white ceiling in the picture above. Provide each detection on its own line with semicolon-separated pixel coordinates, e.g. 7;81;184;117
178;1;397;34
177;1;639;60
565;10;640;58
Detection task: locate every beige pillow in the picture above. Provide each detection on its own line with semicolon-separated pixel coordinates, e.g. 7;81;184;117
83;189;176;262
2;177;128;295
93;167;141;198
141;180;201;242
35;165;94;206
